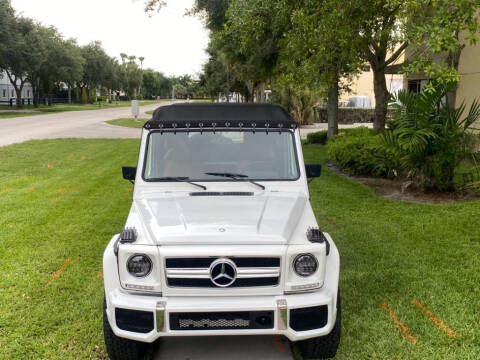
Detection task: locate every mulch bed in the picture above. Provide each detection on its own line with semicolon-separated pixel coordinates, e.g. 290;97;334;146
326;163;480;204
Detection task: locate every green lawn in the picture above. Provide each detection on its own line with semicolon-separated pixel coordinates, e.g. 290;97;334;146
106;118;148;128
0;141;479;359
0;111;42;119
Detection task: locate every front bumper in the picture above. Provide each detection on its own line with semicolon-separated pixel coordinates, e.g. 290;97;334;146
105;287;337;343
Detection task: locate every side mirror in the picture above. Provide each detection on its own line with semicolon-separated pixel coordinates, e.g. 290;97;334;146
122;166;137;183
306;164;322;180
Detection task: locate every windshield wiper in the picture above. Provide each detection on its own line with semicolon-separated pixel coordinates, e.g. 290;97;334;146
205;172;265;190
149;177;207;190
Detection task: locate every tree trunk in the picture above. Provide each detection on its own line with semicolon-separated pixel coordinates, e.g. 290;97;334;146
68;86;72;104
225;67;230;103
31;78;39;107
373;67;388;132
446;46;464;110
5;71;25;109
245;82;254;103
15;87;23;108
327;78;339;138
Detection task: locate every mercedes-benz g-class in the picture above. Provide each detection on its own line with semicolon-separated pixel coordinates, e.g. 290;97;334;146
103;103;341;359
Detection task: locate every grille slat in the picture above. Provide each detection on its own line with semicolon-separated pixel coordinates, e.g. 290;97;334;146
165;257;281;288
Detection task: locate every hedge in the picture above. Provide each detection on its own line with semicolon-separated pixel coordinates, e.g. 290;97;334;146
327;128;398;177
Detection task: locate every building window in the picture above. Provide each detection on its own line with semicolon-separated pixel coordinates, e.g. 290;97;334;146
2;89;5;98
408;79;429;95
11;90;14;98
27;90;30;97
362;65;371;72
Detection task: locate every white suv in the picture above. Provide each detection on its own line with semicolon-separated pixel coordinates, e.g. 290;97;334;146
102;103;341;359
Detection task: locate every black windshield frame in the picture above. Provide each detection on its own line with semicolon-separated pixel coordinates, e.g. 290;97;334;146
141;129;301;183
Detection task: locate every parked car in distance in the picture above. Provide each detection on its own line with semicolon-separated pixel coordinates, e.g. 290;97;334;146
102;103;341;359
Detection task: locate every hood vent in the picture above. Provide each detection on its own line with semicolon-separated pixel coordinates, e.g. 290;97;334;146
189;192;254;197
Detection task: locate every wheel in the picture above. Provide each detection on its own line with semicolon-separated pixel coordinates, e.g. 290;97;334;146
297;291;341;359
103;297;152;360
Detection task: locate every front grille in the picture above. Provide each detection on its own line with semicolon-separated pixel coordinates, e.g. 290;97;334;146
170;311;274;330
165;257;281;288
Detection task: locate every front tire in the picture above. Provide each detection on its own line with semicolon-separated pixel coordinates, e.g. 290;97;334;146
103;297;151;360
297;291;341;359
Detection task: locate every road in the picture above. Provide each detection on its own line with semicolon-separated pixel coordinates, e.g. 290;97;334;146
0;102;154;147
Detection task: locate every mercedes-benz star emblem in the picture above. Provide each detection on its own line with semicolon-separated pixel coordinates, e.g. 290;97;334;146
209;258;237;287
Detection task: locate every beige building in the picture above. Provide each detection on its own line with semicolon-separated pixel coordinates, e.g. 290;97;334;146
344;35;480;118
341;52;405;107
406;32;480;116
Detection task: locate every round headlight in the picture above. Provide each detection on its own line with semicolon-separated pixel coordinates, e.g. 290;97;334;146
293;254;318;277
127;255;152;278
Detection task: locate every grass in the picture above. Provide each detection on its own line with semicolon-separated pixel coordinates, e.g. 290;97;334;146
106;118;149;128
0;140;479;359
0;111;42;119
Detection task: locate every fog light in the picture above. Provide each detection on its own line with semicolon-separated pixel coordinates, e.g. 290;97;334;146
290;282;321;292
124;284;155;291
293;254;318;277
127;255;152;278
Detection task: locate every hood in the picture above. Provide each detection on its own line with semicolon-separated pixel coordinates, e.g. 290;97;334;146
135;192;307;245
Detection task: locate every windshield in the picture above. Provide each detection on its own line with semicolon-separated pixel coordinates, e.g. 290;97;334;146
143;130;299;181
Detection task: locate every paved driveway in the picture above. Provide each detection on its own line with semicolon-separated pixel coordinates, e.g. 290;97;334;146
153;335;294;360
0;103;159;147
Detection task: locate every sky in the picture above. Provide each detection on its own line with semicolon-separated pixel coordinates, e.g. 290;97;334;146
10;0;210;77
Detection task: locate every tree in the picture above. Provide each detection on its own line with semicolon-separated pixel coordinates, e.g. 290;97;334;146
199;52;229;101
142;69;161;99
3;17;48;108
119;54;143;99
0;0;16;72
352;0;422;132
170;75;199;99
28;28;84;106
59;40;85;104
79;42;112;103
280;0;363;136
214;0;287;102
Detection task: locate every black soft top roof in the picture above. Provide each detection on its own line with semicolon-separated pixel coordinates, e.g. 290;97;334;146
144;103;297;130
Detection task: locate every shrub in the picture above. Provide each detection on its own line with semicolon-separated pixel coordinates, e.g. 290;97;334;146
335;127;375;138
328;129;398;177
307;130;328;145
271;86;319;125
315;107;375;124
381;81;480;191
